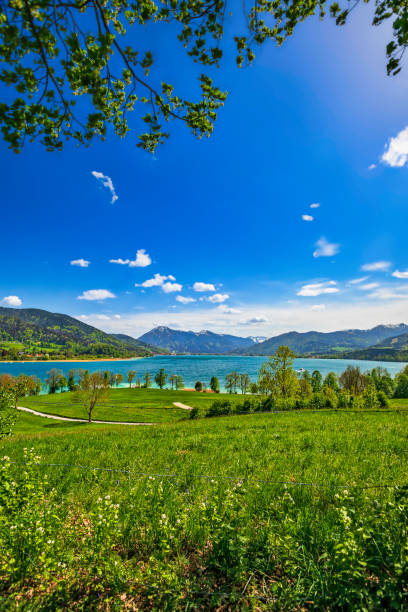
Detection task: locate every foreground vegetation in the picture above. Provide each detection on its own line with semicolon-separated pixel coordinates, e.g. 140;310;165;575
2;346;408;609
2;409;408;609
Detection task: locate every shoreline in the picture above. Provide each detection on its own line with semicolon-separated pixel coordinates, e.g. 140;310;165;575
0;356;149;364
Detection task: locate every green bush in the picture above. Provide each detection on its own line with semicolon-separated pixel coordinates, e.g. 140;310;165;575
394;373;408;398
0;389;17;439
362;385;380;409
377;390;390;408
206;400;233;417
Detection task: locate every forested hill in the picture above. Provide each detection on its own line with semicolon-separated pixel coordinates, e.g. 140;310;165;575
0;307;162;360
138;326;254;354
339;331;408;362
234;324;408;356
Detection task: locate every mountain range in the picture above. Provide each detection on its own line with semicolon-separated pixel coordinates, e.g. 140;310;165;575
0;307;163;360
233;324;408;356
1;307;408;362
137;323;408;360
138;326;255;354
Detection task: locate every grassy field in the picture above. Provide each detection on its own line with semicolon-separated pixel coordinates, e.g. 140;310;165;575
18;388;244;425
2;407;408;609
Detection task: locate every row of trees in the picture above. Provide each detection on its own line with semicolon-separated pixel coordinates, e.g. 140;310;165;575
221;347;408;400
42;368;186;394
257;346;408;400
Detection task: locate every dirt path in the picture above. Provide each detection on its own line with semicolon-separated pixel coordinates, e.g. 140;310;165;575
17;406;154;425
173;402;193;411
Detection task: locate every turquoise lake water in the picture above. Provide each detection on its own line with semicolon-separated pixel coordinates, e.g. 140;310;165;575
0;355;406;391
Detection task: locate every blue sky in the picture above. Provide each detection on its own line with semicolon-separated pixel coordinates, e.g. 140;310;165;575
2;7;408;338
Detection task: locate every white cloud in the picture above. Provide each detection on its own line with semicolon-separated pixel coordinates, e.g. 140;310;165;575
392;269;408;279
70;258;90;268
310;203;320;208
218;305;241;314
302;214;314;222
130;250;151;268
238;316;268;326
368;286;408;300
91;171;118;204
313;237;340;258
162;282;182;293
381;126;408;167
193;282;216;292
2;295;22;306
349;276;369;285
176;296;196;304
358;282;380;291
79;313;121;321
168;275;176;281
368;164;376;171
136;273;168;288
110;249;151;268
77;289;116;301
207;293;229;303
310;304;326;311
297;281;339;297
136;273;181;293
361;261;391;272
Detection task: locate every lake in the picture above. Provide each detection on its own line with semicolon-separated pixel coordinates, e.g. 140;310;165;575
0;355;406;391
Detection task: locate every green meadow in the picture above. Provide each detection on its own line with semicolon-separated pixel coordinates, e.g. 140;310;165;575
2;394;408;609
18;388;242;425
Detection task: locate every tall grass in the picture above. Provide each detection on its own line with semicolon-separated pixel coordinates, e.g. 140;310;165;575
2;410;408;608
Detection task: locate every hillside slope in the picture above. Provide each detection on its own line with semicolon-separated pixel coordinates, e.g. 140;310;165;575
0;307;160;360
339;331;408;362
138;326;254;354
